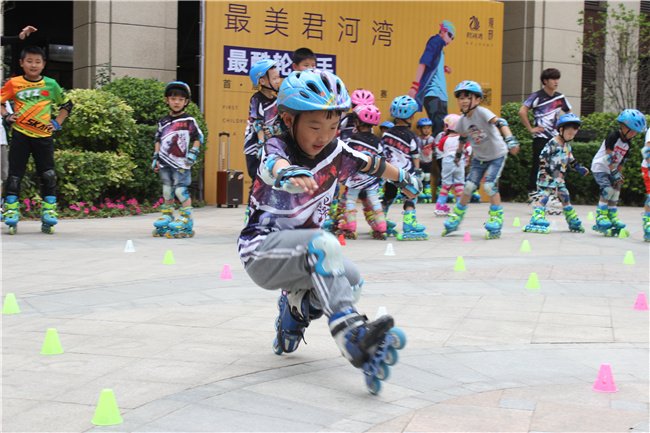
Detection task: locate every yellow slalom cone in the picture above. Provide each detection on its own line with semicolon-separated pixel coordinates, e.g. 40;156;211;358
587;211;594;220
521;239;531;252
623;251;635;265
91;389;123;426
512;217;521;227
163;250;175;264
454;256;466;271
41;328;64;355
526;272;540;290
2;293;20;314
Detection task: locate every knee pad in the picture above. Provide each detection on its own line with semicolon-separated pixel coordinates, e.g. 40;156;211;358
40;169;56;189
601;186;616;201
351;279;363;304
5;175;21;196
175;186;190;202
611;189;620;203
464;180;478;196
645;194;650;208
162;184;174;201
483;181;499;197
308;232;344;277
422;172;431;183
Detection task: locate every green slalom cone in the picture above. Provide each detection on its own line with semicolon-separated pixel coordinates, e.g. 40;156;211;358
163;250;175;264
526;272;540;290
454;256;466;271
521;239;531;252
2;293;20;314
623;251;635;265
41;329;64;355
512;217;521;227
91;389;123;426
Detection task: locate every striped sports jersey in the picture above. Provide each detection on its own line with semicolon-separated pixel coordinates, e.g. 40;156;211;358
591;130;631;173
238;132;368;266
381;125;419;173
523;89;572;139
344;131;383;190
154;113;204;170
1;75;70;138
244;91;279;156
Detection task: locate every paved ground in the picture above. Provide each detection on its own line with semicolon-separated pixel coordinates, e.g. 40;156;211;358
1;201;648;432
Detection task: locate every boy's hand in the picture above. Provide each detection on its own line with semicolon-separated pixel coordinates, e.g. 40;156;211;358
509;145;520;155
274;166;317;194
394;169;422;199
2;113;16;126
48;119;61;132
185;147;200;165
611;170;624;185
530;126;545;134
287;175;318;195
576;166;589;176
444;65;452;74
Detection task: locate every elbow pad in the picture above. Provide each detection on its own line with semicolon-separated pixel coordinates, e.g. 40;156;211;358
495;117;509;129
362;152;387;178
59;100;73;114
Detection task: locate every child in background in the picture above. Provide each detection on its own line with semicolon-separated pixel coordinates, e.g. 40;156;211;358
291;47;317;71
381;95;428;240
523;114;589;234
379;121;394;136
442;80;520;239
435;114;469;216
590;109;646;237
338;104;387;240
642;127;650;242
416;118;435;202
339;89;375;142
238;69;420;394
243;59;281;182
152;81;204;238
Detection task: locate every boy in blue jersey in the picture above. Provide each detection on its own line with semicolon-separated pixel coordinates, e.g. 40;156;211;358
408;20;455;137
238;69;420;394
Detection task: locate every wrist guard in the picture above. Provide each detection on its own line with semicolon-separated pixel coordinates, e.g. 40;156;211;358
611;170;623;183
50;119;61;131
151;152;159;170
642;145;650;160
186;147;200;165
274;166;314;193
504;135;519;149
393;168;423;196
575;166;588;176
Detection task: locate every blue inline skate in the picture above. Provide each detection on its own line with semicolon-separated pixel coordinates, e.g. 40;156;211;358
563;205;585;233
273;290;324;354
592;206;628;237
40;196;58;234
167;206;194;238
442;203;467;236
484;205;503;239
523;206;550;234
3;195;20;235
329;309;406;395
397;209;428;241
643;212;650;242
153;204;174;237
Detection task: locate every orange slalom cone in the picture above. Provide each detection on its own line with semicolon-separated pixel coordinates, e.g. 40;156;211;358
338;234;346;246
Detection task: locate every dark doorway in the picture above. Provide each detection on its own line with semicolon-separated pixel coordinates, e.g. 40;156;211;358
177;1;201;106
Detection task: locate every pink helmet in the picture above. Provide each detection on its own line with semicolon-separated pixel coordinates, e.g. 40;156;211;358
354;104;382;125
350;89;375;106
443;114;460;131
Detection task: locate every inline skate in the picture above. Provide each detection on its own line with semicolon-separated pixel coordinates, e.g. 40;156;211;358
3;195;19;235
442;203;467;236
41;196;58;234
563;205;585;233
435;201;450;217
523;206;550;234
397;209;428;240
153;204;174;237
643;212;650;242
273;290;323;355
337;209;358;240
363;200;387;240
606;208;629;237
167;206;194;238
329;309;406;395
470;192;482;204
484;205;503;239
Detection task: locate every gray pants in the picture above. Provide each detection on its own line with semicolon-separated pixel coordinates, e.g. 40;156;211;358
244;229;360;317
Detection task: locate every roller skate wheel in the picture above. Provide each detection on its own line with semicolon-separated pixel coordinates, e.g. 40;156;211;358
272;338;283;355
152;230;159;237
384;346;398;366
366;375;382;395
396;233;404;241
41;225;54;234
9;225;17;235
388;327;406;350
165;232;173;239
376;362;390;381
188;230;195;237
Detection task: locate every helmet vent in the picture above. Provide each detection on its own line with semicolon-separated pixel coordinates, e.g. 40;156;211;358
306;83;320;95
299;90;310;99
320;75;332;93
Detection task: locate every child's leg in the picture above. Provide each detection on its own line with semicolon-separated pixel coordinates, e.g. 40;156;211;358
642;167;650;241
593;172;615;229
340;187;359;234
483;157;507;237
167;171;194;237
366;188;387;234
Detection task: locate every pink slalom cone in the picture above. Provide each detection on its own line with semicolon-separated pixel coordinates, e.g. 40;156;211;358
220;264;233;280
633;292;649;310
592;363;618;393
462;231;471;242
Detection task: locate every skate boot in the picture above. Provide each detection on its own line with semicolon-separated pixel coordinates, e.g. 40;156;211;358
471;192;482;203
273;290;323;355
361;198;375;227
643;212;650;242
329;309;406;394
484;205;504;239
546;194;563;215
592;205;612;234
384;217;398;237
423;186;433;203
167;206;194;238
40;196;58;234
563;205;585;233
369;209;388;240
0;197;4;223
435;201;450;217
442;203;467;236
153;204;174;237
607;208;629;238
3;195;20;235
523;206;550;234
337;209;357;240
397;209;429;240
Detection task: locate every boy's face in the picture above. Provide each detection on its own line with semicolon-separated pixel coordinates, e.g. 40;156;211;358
20;53;45;78
621;124;638;139
293;58;317;71
544;78;559;90
420;125;432;136
561;125;579;141
283;110;340;158
456;92;480;112
165;95;188;113
260;68;281;91
441;31;454;46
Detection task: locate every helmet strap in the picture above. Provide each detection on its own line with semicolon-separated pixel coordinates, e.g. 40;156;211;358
260;72;278;93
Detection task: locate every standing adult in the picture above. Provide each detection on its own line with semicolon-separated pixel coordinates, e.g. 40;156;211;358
518;68;572;194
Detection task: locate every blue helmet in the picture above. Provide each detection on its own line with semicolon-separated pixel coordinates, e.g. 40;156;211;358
454;80;483;98
249;59;276;86
390;95;419;119
417;118;433;127
617;109;647;133
165;81;191;100
277;69;350;115
556;113;581;129
380;121;394;129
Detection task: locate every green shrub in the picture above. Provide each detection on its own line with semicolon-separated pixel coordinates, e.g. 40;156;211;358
54;89;137;155
102;78;168;125
21;149;136;207
501;102;533;141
